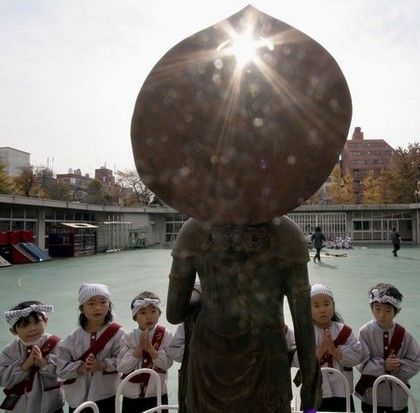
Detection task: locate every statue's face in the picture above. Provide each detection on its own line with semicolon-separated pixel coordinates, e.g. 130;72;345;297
131;6;352;224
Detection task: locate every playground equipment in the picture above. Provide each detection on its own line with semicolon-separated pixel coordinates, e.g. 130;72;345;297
0;230;51;264
129;226;149;249
98;221;132;252
48;223;97;257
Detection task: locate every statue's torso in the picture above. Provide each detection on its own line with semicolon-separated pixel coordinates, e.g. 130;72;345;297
172;217;309;412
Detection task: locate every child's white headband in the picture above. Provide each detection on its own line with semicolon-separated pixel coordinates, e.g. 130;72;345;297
79;283;111;305
4;304;54;326
132;298;161;317
369;288;401;309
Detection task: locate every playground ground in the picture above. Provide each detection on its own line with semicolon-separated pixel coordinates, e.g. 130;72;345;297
0;244;419;410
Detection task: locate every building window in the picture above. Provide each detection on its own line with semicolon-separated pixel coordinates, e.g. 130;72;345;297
25;209;38;219
353;220;370;230
0;208;11;218
165;214;189;242
288;212;347;239
11;208;24;218
11;220;25;231
0;220;10;231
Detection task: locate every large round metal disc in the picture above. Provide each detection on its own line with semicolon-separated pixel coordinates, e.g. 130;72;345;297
131;6;352;224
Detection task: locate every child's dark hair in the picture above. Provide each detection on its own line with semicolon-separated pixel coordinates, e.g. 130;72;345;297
331;310;344;323
78;301;114;329
9;300;47;333
369;282;403;315
131;291;161;320
329;298;344;323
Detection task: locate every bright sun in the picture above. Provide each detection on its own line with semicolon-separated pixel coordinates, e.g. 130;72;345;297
217;29;274;69
229;30;258;67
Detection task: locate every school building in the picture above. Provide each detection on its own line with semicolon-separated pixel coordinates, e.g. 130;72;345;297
1;194;419;251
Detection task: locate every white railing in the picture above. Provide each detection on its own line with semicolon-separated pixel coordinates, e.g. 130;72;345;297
78;366;410;413
142;406;179;413
73;401;100;413
115;367;177;413
372;374;417;413
292;367;352;412
321;367;351;413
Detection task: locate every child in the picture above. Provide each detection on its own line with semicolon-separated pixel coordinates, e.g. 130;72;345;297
0;300;64;413
311;283;362;412
355;283;420;413
117;291;173;413
56;283;124;413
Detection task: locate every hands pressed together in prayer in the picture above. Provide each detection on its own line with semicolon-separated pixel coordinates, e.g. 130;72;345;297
133;329;158;360
316;328;343;362
77;353;107;374
21;345;47;370
385;350;401;373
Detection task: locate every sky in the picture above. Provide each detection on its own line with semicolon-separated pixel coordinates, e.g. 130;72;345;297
0;0;419;176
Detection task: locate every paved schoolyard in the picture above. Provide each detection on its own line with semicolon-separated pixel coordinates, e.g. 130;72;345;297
1;245;419;410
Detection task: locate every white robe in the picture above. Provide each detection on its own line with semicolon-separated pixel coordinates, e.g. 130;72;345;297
356;320;420;410
0;333;64;413
56;323;124;409
117;326;173;399
314;322;363;398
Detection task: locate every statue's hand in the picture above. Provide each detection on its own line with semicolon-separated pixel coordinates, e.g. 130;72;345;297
300;370;322;410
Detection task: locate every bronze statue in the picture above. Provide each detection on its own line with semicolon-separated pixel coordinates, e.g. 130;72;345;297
131;5;352;412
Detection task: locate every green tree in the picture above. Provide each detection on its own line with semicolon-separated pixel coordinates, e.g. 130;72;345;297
85;179;105;205
383;142;420;203
330;164;355;204
46;180;72;201
101;184;122;206
306;188;323;205
362;170;385;204
0;162;13;194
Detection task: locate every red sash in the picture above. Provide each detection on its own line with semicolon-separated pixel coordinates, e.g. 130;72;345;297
63;322;121;385
77;322;121;362
384;323;405;359
122;325;166;397
1;335;61;411
320;324;352;367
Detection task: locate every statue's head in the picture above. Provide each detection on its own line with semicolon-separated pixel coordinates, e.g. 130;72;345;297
131;6;352;225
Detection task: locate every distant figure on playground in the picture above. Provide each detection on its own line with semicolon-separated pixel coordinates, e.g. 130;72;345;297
0;301;64;413
310;284;362;411
355;283;420;412
311;226;326;262
391;227;401;257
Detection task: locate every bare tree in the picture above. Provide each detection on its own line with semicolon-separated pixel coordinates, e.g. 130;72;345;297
13;166;39;197
116;169;154;206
